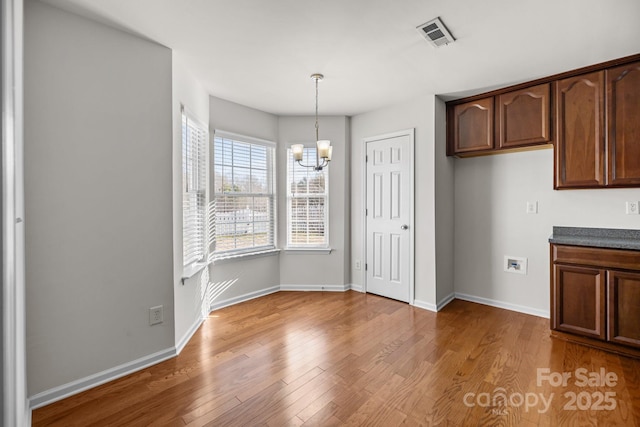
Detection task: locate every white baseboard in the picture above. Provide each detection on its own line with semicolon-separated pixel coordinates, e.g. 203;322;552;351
29;346;177;410
280;284;351;292
413;299;437;312
209;286;280;312
412;294;455;312
25;286;548;412
437;293;455;310
176;314;205;355
454;292;550;319
349;283;364;293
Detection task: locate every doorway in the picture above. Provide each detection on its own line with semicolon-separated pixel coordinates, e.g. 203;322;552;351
363;129;414;303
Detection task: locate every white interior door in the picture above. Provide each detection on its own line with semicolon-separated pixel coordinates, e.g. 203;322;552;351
365;132;413;303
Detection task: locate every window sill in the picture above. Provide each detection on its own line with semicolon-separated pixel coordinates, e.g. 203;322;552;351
210;248;281;264
182;261;207;284
284;247;333;255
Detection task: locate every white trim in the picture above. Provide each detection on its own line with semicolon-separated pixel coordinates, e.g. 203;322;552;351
280;284;351;292
3;0;28;425
209;286;280;312
213;129;276;147
23;287;549;411
284;247;332;254
181;261;207;282
361;129;415;303
413;299;437;312
29;347;177;410
349;283;364;293
210;248;280;264
454;293;550;319
437;293;455;310
180;104;208;132
285;145;330;249
175;314;205;355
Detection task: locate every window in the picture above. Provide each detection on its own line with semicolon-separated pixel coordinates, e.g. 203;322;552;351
182;108;208;267
213;132;276;255
287;146;329;248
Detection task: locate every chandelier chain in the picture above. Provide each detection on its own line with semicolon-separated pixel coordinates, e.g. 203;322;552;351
315;76;319;143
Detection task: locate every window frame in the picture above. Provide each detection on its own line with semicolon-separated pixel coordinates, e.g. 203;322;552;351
286;144;330;249
181;107;209;270
211;130;277;258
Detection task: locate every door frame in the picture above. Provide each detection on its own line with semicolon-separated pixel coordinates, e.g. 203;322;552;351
361;129;415;304
3;0;29;425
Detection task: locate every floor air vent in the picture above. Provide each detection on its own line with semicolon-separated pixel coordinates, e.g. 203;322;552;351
417;17;455;47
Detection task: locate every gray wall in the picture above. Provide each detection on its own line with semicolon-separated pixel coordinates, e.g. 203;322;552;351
207;96;281;305
24;0;174;395
434;97;455;304
454;148;640;316
278;116;350;287
351;94;454;307
172;53;210;348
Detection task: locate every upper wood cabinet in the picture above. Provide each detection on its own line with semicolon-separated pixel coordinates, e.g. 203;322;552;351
497;83;551;149
450;97;494;154
448;85;551;156
607;61;640;187
554;71;606;189
446;54;640;189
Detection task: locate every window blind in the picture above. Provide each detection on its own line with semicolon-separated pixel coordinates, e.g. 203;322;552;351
182;109;208;266
287;147;329;247
213;132;276;255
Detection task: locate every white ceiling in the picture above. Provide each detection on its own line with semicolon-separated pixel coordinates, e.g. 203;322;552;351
40;0;640;116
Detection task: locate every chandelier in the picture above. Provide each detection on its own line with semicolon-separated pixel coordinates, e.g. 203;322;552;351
291;73;332;171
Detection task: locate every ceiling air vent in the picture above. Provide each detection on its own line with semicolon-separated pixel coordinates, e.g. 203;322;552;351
417;17;455;47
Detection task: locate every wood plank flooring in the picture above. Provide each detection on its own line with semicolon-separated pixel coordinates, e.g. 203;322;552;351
32;291;640;426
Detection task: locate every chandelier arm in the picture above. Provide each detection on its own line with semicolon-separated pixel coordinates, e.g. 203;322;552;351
296;158;327;171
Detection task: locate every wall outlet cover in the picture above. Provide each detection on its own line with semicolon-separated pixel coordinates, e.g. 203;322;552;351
504;256;527;275
149;305;163;325
526;201;538;214
626;201;639;215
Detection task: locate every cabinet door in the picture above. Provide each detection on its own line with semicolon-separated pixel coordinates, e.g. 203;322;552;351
451;98;494;154
607;61;640;187
497;83;551;148
555;72;605;188
553;264;606;339
608;270;640;348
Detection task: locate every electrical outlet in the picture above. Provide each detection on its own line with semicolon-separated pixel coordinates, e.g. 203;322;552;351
355;260;361;270
526;201;538;214
626;201;639;215
149;305;163;325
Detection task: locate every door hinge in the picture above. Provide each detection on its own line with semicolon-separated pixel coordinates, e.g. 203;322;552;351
366;155;368;162
365;263;368;271
366;208;368;216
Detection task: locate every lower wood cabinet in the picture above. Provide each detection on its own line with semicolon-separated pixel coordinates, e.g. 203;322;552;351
608;270;640;348
551;244;640;357
553;264;605;339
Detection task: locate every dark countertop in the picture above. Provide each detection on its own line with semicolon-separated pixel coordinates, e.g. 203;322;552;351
549;226;640;251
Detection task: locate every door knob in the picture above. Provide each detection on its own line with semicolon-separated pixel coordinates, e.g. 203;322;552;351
401;224;409;230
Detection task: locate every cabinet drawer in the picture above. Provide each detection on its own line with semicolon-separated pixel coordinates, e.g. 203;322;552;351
552;244;640;270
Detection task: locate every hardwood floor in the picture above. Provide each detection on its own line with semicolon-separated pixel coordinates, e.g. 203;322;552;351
32;291;640;426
